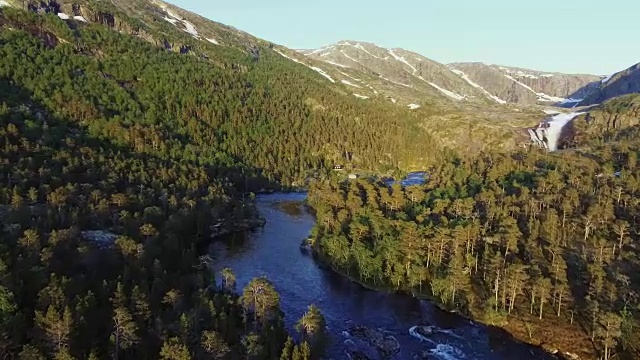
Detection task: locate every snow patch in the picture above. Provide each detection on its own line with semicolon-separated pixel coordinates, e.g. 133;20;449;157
498;67;551;79
407;103;420;109
543;109;561;115
342;80;362;88
307;46;335;55
353;94;369;99
380;76;411;88
160;4;200;39
560;98;584;108
389;49;418;74
340;50;361;65
601;73;614;83
390;98;397;104
428;82;465;100
74;16;88;22
274;49;335;83
450;68;507;104
274;49;305;65
57;13;70;20
324;60;350;68
206;38;220;45
339;41;386;60
310;67;335;83
0;0;9;7
504;74;566;103
337;70;362;83
537;93;566;103
163;16;179;25
182;20;199;38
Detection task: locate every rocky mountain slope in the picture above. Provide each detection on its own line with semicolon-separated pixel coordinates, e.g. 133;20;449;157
301;41;604;107
448;62;601;106
578;62;640;106
299;41;499;106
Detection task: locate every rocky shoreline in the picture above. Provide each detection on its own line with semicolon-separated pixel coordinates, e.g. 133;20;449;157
310;251;584;360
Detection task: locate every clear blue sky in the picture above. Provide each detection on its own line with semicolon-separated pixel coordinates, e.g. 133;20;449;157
171;0;638;75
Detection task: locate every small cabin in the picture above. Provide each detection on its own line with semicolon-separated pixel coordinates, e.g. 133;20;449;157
334;165;344;171
348;174;358;180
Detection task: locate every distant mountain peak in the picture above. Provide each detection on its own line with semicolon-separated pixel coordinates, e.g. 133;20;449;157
300;41;604;106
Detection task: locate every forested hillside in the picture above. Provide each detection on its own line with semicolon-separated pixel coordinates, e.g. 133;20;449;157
308;134;640;359
0;5;399;359
569;94;640;148
0;7;440;189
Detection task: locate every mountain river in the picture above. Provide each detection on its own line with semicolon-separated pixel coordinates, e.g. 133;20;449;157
210;192;557;360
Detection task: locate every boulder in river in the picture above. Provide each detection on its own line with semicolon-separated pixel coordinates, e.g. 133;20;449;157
347;326;400;359
409;325;436;342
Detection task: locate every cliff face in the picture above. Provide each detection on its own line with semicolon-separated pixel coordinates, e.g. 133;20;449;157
579;63;640;106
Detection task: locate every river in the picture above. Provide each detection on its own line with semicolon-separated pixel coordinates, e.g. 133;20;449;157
210;192;557;360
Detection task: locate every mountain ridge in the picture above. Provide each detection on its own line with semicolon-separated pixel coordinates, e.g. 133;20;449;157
301;40;606;107
578;62;640;106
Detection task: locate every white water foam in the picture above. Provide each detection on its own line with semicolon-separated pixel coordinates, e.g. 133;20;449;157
430;343;466;360
409;326;437;344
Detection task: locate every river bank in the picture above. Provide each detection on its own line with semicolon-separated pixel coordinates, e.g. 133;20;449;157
309;248;592;360
211;193;568;360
